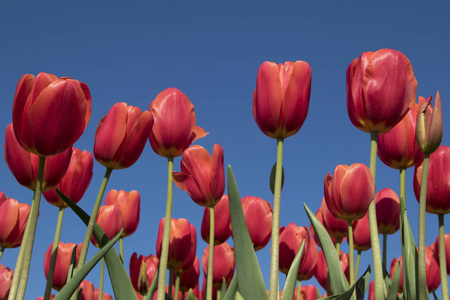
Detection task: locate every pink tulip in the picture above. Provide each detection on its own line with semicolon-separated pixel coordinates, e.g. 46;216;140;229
310;206;344;246
0;194;30;248
202;242;235;289
0;264;12;300
94;289;112;300
90;205;123;247
201;195;231;245
79;280;94;300
314;250;350;291
105;189;140;237
350;212;371;251
241;196;272;251
432;233;450;275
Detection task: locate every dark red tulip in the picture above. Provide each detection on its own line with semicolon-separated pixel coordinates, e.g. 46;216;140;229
297;232;318;281
177;256;200;293
425;246;441;293
324;163;375;221
416;92;443;154
375;188;400;235
0;194;30;248
347;49;417;134
43;242;82;291
414;145;450;214
202;242;235;289
4;123;72;192
149;87;207;158
94;102;153;169
12;72;91;156
0;264;12;300
105;189;140;237
173;144;225;208
432;233;450;275
129;252;159;296
241;196;272;251
201;195;231;245
90;205;123;247
253;61;311;139
43;147;93;208
279;223;310;274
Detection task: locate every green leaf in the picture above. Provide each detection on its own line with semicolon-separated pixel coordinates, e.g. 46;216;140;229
304;203;350;293
144;265;159;300
66;245;78;283
55;229;122;300
186;289;198;300
235;291;245;300
355;265;371;300
57;189;138;300
432;290;441;300
227;166;268;300
221;278;227;295
281;240;305;300
387;260;401;300
401;210;418;300
222;273;238;300
270;162;284;194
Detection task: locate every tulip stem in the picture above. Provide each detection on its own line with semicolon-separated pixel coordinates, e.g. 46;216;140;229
297;280;301;300
347;220;355;286
368;131;384;300
174;273;180;300
398;168;409;295
99;258;105;300
268;137;284;300
15;155;46;300
418;153;430;299
382;233;387;272
44;207;65;300
336;241;341;254
438;214;449;300
157;156;174;300
119;237;124;264
355;250;361;276
0;247;4;261
207;206;215;300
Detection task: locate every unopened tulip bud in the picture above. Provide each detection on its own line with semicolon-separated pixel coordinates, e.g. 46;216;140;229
416;91;443;154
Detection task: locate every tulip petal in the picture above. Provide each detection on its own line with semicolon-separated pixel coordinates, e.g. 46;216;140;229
0;199;19;244
210;144;225;205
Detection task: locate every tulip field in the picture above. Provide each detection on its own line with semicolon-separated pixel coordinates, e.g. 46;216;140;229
0;2;449;300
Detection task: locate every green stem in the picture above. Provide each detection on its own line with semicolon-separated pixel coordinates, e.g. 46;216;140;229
347;220;355;286
336;241;341;254
418;153;430;299
16;156;46;300
207;206;215;300
368;131;384;300
269;138;284;300
399;168;408;296
44;207;65;300
157;156;174;300
119;237;124;264
99;258;105;300
174;273;180;300
0;247;4;261
382;233;387;272
438;214;449;300
297;280;301;300
355;250;361;276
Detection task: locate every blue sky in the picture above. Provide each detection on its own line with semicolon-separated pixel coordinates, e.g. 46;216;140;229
1;1;449;299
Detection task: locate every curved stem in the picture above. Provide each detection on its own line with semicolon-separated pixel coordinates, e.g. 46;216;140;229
174;273;180;300
347;220;355;286
268;138;284;300
99;258;105;300
368;131;384;300
157;156;174;300
355;250;361;276
16;156;46;300
44;207;65;300
207;206;215;300
418;153;430;299
438;214;449;300
119;237;124;264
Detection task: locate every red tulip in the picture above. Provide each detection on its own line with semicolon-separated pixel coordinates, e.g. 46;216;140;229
375;188;400;235
413;145;450;214
310;206;344;246
4;123;72;192
350;212;371;251
43;242;82;291
253;61;311;139
324;163;375;221
279;285;317;300
177;256;200;293
432;233;450;275
377;98;424;169
173;223;196;274
149;87;208;158
390;257;404;293
297;232;318;281
425;246;441;293
201;195;231;245
368;281;375;300
105;189;140;237
347;49;417;134
202;243;235;289
0;264;12;300
241;196;272;251
0;194;30;248
320;198;348;239
416;92;443;154
314;250;350;291
79;280;94;300
156;218;196;269
94;102;153;169
129;252;159;296
173;144;225;208
94;289;112;300
43;148;93;208
278;223;310;274
90;205;123;247
12;72;91;156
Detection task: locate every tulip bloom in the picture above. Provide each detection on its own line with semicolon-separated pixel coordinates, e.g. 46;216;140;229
375;188;400;235
310;206;344;246
377;98;424;169
12;72;91;156
156;218;196;269
79;280;94;300
177;256;200;293
43;148;93;208
129;253;159;296
252;61;311;139
94;289;112;300
350;213;371;251
314;250;350;291
90;205;123;247
105;189;140;237
202;242;235;289
94;102;153;169
320;198;348;239
416;92;443;154
324;163;375;221
4;123;73;192
149;87;207;158
240;196;272;251
173;144;225;207
390;257;404;293
278;223;311;274
0;194;30;248
425;246;441;293
347;49;417;134
413;145;450;214
43;242;82;291
201;195;231;245
297;233;318;281
432;233;450;275
0;264;12;300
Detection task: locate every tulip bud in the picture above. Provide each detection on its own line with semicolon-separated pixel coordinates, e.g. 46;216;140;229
416;91;443;154
105;190;140;237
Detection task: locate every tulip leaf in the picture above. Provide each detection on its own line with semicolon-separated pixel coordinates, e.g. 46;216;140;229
355;265;371;300
433;290;440;300
387;260;401;300
304;203;350;293
55;229;122;300
401;209;418;300
66;245;78;283
281;240;305;300
227;165;268;300
57;189;138;300
222;273;238;300
186;289;198;300
143;265;159;300
270;162;284;194
235;291;245;300
221;278;227;295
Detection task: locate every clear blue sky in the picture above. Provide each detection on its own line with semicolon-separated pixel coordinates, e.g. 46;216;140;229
1;2;449;299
